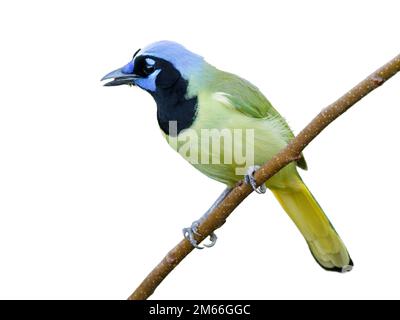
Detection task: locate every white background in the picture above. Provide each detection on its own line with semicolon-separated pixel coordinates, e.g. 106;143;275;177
0;0;399;300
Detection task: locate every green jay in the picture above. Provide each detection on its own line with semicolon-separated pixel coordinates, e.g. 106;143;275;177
102;41;353;272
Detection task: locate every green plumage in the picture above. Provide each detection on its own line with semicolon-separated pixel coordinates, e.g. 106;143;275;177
167;63;352;271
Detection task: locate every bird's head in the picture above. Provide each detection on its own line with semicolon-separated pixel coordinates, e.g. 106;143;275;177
102;41;207;135
101;41;204;93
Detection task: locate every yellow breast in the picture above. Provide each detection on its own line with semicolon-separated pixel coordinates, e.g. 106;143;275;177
163;92;293;186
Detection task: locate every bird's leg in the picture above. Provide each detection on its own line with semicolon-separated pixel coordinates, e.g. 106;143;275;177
183;187;232;249
245;165;267;194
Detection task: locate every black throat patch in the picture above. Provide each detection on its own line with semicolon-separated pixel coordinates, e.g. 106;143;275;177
141;56;198;136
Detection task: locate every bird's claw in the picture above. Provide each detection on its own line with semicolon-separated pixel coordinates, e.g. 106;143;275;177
203;232;218;248
183;221;218;249
245;165;267;194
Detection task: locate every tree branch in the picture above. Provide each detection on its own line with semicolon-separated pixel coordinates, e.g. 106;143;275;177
128;53;400;300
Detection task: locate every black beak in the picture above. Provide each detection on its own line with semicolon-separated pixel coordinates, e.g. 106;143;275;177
101;68;138;87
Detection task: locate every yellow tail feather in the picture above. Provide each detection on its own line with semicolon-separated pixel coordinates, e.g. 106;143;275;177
270;175;353;272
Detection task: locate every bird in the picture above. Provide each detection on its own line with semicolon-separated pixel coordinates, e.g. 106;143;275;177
102;40;353;273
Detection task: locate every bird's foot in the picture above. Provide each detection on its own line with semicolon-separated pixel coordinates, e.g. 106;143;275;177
183;221;218;249
245;165;266;194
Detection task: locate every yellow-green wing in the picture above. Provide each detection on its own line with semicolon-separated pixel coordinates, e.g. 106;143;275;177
212;71;307;170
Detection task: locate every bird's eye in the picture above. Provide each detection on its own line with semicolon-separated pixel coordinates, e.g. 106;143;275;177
143;64;155;75
143;58;156;76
